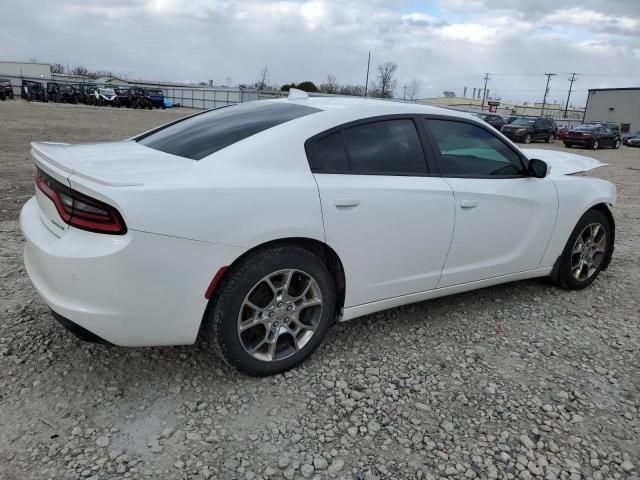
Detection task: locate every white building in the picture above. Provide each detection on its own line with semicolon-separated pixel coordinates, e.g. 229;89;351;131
584;87;640;134
0;61;51;79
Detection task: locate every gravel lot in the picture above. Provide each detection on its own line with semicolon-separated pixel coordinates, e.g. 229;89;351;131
1;100;639;480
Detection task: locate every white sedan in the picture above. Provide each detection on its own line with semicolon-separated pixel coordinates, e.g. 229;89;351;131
20;91;616;375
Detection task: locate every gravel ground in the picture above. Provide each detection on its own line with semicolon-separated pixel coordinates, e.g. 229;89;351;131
1;100;639;480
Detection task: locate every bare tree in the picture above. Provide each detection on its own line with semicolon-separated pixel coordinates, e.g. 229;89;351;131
373;62;397;98
320;73;338;94
71;65;91;77
339;84;365;96
255;66;269;90
405;79;421;101
51;63;65;74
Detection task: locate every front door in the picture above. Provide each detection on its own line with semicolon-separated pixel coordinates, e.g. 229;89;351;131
423;118;558;287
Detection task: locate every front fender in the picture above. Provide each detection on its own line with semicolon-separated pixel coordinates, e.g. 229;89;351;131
539;176;616;268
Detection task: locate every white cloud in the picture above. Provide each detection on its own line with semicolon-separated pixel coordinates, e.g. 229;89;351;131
0;0;638;105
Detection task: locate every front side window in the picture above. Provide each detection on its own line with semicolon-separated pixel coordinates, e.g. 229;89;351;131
342;119;427;174
138;102;320;160
426;119;524;177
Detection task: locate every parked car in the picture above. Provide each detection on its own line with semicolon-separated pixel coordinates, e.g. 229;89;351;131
21;93;616;375
557;127;570;141
79;83;98;105
505;115;520;124
47;83;80;104
501;117;556;144
626;137;640;148
471;112;505;130
94;87;118;107
114;87;132;107
0;78;14;100
144;88;166;109
622;130;640;145
21;80;48;102
564;125;621;150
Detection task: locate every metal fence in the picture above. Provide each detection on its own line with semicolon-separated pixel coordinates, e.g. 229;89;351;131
0;73;288;109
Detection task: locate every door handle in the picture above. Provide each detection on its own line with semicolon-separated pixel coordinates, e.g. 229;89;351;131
460;200;479;209
334;198;360;208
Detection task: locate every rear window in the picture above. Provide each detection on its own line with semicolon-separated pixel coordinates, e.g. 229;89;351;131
138;102;321;160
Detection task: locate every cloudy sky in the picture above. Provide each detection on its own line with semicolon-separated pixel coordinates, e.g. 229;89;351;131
1;0;639;106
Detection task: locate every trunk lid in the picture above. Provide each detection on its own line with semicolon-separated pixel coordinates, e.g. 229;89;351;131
31;140;193;187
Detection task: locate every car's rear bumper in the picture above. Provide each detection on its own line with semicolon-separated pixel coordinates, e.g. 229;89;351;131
564;138;593;146
20;196;245;346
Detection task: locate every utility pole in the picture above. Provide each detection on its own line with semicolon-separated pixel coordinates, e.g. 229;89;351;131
364;51;371;97
541;73;556;117
480;73;489;111
564;73;577;118
403;84;407;101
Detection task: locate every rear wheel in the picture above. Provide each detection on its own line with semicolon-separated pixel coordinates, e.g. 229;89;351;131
0;92;5;101
208;246;336;376
591;140;599;150
545;134;554;143
564;142;572;148
614;138;621;149
555;209;611;290
8;91;14;100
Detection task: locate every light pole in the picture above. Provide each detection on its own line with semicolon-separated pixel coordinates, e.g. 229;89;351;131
481;73;489;111
564;73;577;119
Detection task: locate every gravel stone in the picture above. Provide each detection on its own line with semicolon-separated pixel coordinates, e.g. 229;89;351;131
1;103;638;480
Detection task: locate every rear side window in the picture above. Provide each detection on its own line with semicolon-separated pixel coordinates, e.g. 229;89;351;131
310;118;428;175
343;119;426;174
138;102;320;160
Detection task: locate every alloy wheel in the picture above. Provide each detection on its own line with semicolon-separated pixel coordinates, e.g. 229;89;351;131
237;269;323;362
592;140;599;150
571;223;607;281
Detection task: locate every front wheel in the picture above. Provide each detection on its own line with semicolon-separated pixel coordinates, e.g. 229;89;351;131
564;143;572;148
545;134;554;143
207;246;336;376
614;139;621;149
523;133;532;144
591;140;599;150
555;209;612;290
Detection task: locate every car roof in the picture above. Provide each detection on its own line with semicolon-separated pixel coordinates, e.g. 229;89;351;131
264;96;478;126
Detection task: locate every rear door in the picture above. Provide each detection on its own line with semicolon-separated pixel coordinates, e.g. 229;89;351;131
307;116;455;307
423;117;557;287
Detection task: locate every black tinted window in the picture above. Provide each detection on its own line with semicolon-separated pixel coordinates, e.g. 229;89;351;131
342;119;427;174
312;132;348;172
138;102;320;160
426;119;524;177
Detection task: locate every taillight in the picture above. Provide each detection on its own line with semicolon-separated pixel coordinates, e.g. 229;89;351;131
35;168;127;235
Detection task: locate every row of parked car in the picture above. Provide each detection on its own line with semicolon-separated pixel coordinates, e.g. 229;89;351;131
0;78;167;109
472;111;638;150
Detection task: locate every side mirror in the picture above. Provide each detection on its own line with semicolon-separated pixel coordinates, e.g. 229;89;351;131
528;159;548;178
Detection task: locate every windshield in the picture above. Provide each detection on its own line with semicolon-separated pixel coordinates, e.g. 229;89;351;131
100;88;116;95
511;118;535;126
138;101;321;160
472;113;488;120
148;90;163;96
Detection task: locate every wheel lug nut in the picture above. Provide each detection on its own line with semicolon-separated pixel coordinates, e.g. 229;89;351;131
287;305;292;311
269;312;274;317
277;302;283;307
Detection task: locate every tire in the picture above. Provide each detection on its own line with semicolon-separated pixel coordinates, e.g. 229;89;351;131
591;140;599;150
0;92;5;101
523;133;532;144
564;143;572;148
207;245;336;376
614;139;621;149
555;209;612;290
545;134;554;144
8;91;14;100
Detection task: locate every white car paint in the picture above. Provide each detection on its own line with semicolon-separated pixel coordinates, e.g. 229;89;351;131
20;96;616;346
